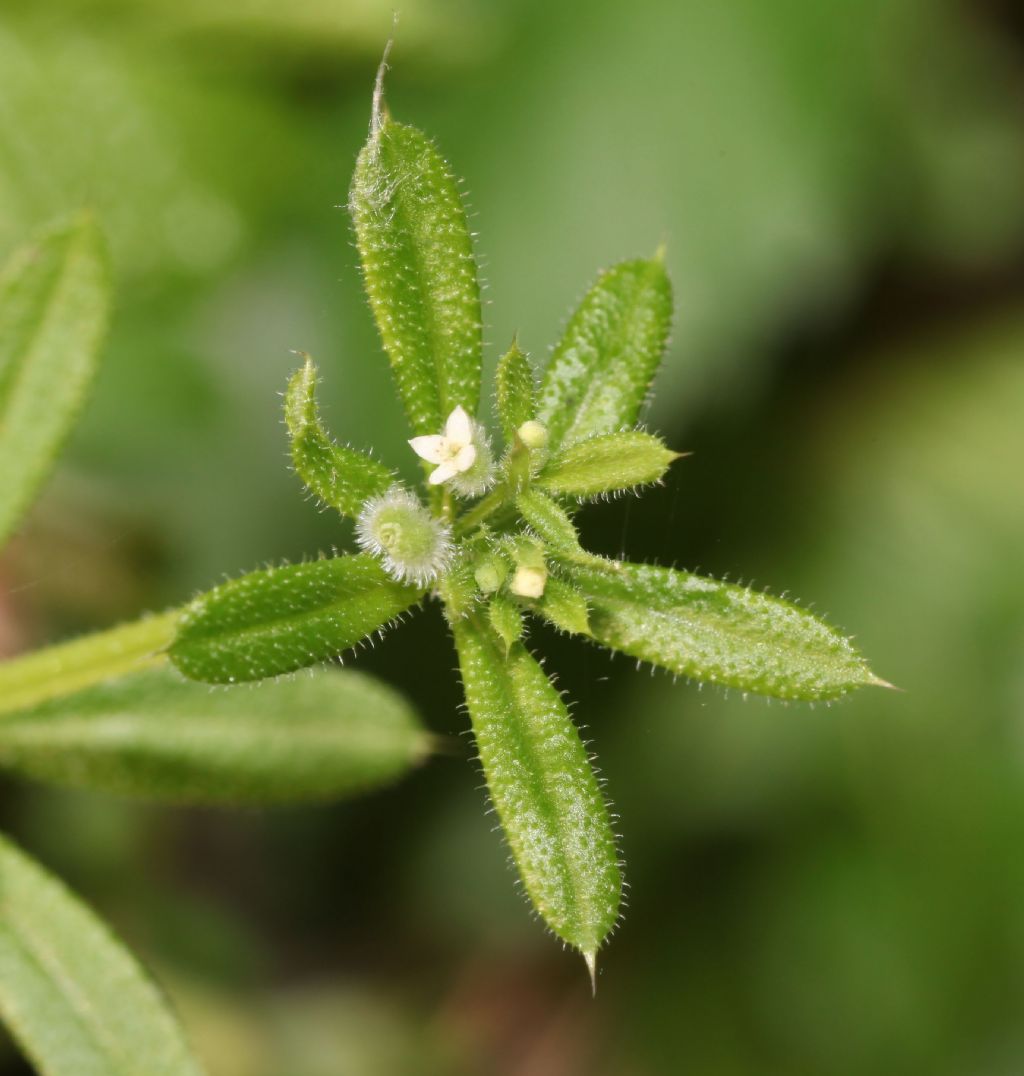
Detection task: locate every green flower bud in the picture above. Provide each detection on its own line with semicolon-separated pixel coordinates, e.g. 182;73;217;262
516;420;548;450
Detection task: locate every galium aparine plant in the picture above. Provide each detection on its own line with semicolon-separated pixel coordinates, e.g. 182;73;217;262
168;61;887;986
0;64;887;1072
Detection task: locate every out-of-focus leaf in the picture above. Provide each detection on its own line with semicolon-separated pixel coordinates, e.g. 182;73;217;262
0;831;204;1076
0;212;110;547
452;616;620;967
284;355;393;518
350;113;482;437
170;555;422;684
0;666;428;804
537;258;671;453
569;559;878;701
0;612;179;717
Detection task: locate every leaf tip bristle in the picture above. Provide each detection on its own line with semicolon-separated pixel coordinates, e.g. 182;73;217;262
371;33;396;137
869;674;903;693
583;949;598;996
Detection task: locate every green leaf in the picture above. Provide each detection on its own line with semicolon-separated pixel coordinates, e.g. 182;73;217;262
516;489;583;557
284;355;394;517
452;617;621;966
0;832;203;1076
537;430;680;499
349;114;482;437
0;612;179;717
495;338;537;446
0;666;428;804
536;576;591;637
170;554;422;684
487;594;524;655
569;560;879;701
537;257;671;453
0;212;111;547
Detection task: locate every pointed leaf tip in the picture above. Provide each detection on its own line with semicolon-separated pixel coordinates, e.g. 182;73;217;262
584;949;598;996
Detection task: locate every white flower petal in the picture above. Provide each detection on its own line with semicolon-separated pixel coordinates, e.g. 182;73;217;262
409;435;447;464
453;442;477;473
445;405;473;446
428;461;459;485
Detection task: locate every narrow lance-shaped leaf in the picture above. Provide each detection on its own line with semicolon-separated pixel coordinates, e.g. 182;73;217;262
284;355;394;517
538;256;671;454
495;338;537;446
350;102;482;436
0;212;111;547
0;667;429;804
487;594;524;655
568;559;880;701
170;554;422;684
536;576;591;637
0;832;204;1076
538;429;680;499
516;488;584;557
453;617;621;975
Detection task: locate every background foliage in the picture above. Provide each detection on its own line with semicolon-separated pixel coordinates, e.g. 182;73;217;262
1;1;1023;1073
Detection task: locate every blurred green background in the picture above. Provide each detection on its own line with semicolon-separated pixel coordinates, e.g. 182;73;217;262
2;0;1024;1073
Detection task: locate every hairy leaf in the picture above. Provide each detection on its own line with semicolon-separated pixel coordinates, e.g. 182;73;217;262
350;116;482;436
538;257;671;453
284;355;393;517
495;339;537;446
487;594;524;655
170;555;422;684
453;618;621;965
0;212;110;547
0;666;428;804
538;430;679;499
537;576;591;637
569;559;878;701
0;832;203;1076
516;489;583;557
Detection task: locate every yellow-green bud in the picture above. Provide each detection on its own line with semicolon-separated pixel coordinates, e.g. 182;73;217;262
517;420;548;450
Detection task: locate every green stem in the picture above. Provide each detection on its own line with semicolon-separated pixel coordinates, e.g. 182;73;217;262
0;610;180;717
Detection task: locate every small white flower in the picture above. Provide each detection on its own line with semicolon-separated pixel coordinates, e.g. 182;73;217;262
355;487;453;588
409;405;495;497
409;406;478;486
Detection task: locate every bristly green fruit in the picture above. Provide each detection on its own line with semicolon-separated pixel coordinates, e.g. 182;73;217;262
170;554;422;683
453;617;621;978
285;354;394;518
349;108;482;437
538;256;672;454
567;559;878;701
0;212;111;548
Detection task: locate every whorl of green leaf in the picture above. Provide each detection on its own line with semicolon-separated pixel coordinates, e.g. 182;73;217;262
487;594;524;655
0;212;111;547
538;430;679;499
538;257;671;453
0;667;428;804
170;554;422;684
453;618;621;962
569;560;878;701
349;114;482;436
495;339;537;446
516;489;583;557
537;576;591;637
284;355;393;517
0;832;204;1076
